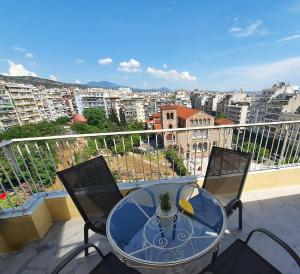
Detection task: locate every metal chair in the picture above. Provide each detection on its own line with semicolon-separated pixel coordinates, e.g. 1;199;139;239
201;146;252;229
51;243;141;274
200;228;300;274
57;156;124;256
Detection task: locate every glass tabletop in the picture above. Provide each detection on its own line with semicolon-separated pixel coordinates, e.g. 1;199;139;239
107;182;226;267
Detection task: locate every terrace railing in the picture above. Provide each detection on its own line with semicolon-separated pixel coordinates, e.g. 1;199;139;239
1;120;300;216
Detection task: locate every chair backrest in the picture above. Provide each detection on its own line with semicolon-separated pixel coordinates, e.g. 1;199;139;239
203;146;252;204
57;156;123;225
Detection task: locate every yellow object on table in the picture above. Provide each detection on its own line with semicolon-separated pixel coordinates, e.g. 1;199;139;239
179;199;194;215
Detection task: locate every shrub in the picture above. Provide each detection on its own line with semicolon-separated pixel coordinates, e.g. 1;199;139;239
165;149;188;176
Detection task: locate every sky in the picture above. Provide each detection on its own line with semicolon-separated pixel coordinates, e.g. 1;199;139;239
1;0;300;91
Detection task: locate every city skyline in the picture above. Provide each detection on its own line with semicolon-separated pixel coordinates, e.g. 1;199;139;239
1;1;300;90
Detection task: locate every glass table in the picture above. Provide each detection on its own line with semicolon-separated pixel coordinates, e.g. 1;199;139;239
107;182;226;274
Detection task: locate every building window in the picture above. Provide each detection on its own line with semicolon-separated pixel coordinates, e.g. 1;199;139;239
199;119;202;125
203;142;208;151
167;133;175;141
166;113;170;119
170;113;174;119
213;141;217;146
192;143;197;151
198;143;202;151
169;124;173;129
194;119;198;125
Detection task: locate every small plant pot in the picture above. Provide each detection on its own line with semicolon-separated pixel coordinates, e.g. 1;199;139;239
156;205;178;228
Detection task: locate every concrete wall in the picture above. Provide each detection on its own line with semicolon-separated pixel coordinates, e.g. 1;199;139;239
0;167;299;254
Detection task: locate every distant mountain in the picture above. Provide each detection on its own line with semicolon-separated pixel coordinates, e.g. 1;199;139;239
159;86;172;92
86;81;124;88
0;75;87;89
0;75;173;92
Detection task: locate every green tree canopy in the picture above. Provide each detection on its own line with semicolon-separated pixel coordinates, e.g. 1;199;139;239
83;108;108;129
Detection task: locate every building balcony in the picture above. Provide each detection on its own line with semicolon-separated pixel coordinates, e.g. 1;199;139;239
0;120;299;273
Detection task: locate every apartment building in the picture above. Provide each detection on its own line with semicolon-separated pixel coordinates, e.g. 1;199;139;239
144;97;159;119
160;105;232;165
202;94;224;115
75;90;109;115
174;90;192;108
249;82;298;123
61;89;76;117
0;84;19;131
122;97;145;122
33;88;69;121
216;92;249;115
3;82;41;126
227;102;250;124
264;93;300;123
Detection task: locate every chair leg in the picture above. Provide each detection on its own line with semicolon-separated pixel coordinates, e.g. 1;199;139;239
84;223;89;256
238;203;243;230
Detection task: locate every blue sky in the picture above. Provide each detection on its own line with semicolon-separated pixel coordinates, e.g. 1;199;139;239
1;0;300;91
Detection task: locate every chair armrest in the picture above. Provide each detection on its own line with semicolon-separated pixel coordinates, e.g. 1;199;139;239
125;188;139;196
51;243;104;274
175;182;199;207
245;228;300;267
225;198;242;214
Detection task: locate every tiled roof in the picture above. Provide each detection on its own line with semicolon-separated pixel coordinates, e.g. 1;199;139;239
154;124;161;129
161;104;212;119
72;114;87;123
151;112;161;119
214;118;234;125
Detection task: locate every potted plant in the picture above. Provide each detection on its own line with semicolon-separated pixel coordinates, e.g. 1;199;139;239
159;192;171;213
156;192;177;228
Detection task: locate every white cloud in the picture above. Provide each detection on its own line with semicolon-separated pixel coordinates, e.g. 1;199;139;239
13;46;26;52
74;79;81;84
163;64;168;68
143;81;148;86
278;34;300;42
147;67;197;81
25;52;34;59
98;57;113;65
118;58;141;72
3;60;37;77
75;58;84;64
229;20;267;37
212;55;300;89
49;74;57;81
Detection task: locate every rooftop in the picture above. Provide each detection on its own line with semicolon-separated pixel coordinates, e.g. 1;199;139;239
161;104;213;119
214;117;235;126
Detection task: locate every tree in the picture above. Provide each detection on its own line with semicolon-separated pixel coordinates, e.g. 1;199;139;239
215;112;227;119
165;149;188;176
108;108;120;126
0;118;68;142
83;108;108;129
119;108;127;127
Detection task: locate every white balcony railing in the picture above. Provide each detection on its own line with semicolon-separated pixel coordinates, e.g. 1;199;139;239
0;120;300;216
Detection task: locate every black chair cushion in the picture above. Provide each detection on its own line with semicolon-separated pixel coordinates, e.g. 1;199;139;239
91;252;140;274
201;239;281;274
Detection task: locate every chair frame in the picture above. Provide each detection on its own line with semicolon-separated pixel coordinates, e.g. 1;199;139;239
201;228;300;273
57;156;128;257
202;146;252;229
51;243;103;274
51;243;141;274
